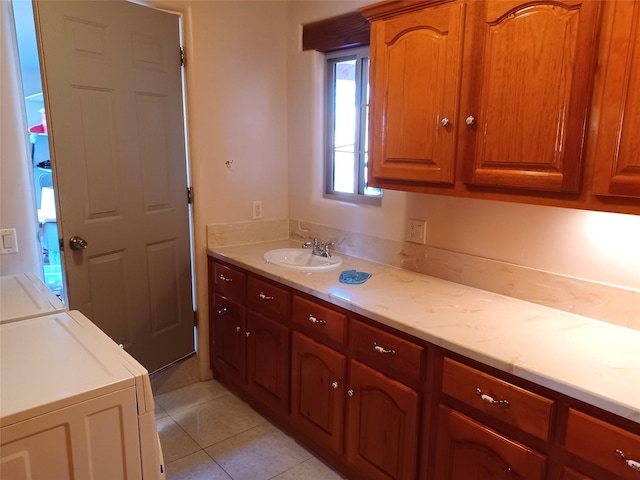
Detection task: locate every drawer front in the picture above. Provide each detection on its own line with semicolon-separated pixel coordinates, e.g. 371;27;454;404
247;276;290;319
566;409;640;480
442;358;554;441
292;295;347;346
213;263;246;300
350;318;423;384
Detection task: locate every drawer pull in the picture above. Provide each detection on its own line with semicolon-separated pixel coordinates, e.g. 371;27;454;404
308;314;326;324
331;381;339;389
347;389;355;397
476;388;510;407
219;274;233;282
259;292;275;300
616;450;640;472
373;342;396;355
216;307;228;314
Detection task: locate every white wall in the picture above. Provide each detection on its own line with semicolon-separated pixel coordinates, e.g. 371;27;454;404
0;1;42;276
286;1;640;292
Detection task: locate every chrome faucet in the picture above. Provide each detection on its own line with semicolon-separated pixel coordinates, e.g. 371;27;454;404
302;238;335;258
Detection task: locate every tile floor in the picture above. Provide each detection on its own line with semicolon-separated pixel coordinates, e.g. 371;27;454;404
154;379;346;480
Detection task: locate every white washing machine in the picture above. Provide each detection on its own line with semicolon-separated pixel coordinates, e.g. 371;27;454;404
0;274;165;480
0;272;66;323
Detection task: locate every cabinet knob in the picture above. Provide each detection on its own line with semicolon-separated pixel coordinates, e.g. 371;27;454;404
331;381;339;389
476;388;509;407
616;450;640;472
235;326;241;332
245;331;251;337
465;115;476;126
441;117;451;127
347;389;354;397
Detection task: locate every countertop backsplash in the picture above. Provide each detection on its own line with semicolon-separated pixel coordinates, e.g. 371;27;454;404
206;218;639;331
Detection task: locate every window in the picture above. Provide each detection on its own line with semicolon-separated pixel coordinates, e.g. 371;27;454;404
325;47;381;203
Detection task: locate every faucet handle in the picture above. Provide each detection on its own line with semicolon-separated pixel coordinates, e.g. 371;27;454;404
322;241;335;257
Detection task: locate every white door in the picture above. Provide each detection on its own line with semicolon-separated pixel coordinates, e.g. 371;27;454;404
34;0;194;372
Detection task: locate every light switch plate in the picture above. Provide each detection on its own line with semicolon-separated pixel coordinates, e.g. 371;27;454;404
406;219;427;244
1;228;18;254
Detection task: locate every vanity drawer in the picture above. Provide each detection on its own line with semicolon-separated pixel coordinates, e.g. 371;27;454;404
213;263;246;300
442;358;555;441
292;295;347;346
565;409;640;480
350;318;424;385
247;276;290;319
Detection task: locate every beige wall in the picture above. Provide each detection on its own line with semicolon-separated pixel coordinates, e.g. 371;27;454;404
285;1;640;292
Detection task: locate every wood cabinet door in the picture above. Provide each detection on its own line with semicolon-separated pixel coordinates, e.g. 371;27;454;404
462;0;600;192
592;0;640;198
246;310;290;415
211;293;246;385
368;1;465;184
435;406;547;480
345;360;420;480
291;332;346;455
561;467;594;480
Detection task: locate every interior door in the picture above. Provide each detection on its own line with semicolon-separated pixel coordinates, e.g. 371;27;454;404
33;0;194;372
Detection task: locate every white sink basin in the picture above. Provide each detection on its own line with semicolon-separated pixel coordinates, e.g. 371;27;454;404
263;248;342;271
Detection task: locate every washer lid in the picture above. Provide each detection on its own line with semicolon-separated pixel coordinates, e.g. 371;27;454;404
0;273;66;324
0;312;135;426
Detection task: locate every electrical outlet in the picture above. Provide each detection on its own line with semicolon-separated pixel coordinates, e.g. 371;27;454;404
406;219;427;244
252;201;263;220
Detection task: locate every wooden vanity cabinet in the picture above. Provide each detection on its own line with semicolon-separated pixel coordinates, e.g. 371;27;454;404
436;405;547;479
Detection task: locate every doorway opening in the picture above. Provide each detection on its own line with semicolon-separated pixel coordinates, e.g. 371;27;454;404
12;0;64;300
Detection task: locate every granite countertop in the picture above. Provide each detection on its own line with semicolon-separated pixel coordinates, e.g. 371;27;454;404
208;240;640;425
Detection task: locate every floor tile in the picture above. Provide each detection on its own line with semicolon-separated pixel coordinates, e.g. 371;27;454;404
272;457;346;480
155;402;169;420
205;422;313;480
165;450;231;480
171;393;266;449
156;416;201;464
156;379;229;416
151;354;200;396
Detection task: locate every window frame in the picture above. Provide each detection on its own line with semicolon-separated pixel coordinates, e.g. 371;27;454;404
324;46;381;205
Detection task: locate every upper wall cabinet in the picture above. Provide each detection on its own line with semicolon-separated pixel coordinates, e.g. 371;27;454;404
367;1;466;185
362;0;602;193
591;0;640;199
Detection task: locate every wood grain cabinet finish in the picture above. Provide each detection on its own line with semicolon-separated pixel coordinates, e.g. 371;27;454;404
565;409;640;480
212;263;246;301
290;332;346;455
292;295;347;347
435;405;547;480
363;0;602;194
211;293;246;384
561;468;595;480
367;0;465;185
462;0;600;192
247;276;290;320
246;310;290;415
592;0;640;198
346;360;420;480
442;358;555;440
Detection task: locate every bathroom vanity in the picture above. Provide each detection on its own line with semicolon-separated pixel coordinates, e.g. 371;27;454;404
208;241;640;480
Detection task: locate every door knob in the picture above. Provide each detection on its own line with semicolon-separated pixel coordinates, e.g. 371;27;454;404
69;236;88;250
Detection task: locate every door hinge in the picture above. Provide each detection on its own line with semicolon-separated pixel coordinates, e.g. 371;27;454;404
193;310;198;327
187;186;193;205
180;46;185;67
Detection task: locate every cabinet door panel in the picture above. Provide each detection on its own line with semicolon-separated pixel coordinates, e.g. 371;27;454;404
463;0;600;192
211;294;245;384
346;360;419;480
593;0;640;197
291;332;346;454
436;406;547;480
369;1;465;184
247;311;290;415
